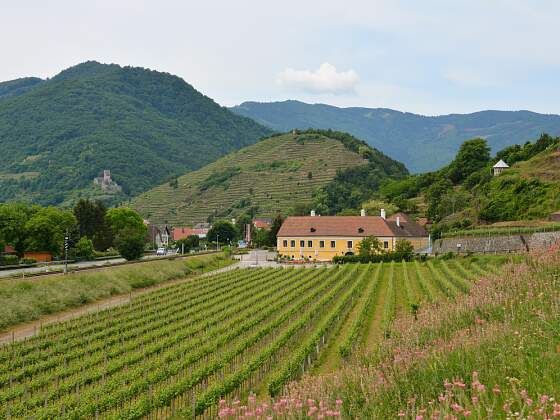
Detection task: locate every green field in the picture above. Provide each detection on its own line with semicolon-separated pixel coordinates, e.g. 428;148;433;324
0;257;503;419
131;132;369;225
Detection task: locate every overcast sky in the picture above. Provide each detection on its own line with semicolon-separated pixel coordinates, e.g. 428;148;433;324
2;1;559;115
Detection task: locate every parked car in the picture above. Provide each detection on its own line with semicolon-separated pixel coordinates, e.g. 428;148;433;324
156;247;167;256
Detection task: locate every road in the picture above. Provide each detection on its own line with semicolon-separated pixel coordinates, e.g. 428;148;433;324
235;249;280;268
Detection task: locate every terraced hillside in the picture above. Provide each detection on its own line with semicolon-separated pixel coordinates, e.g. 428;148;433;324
131;132;386;225
0;256;506;419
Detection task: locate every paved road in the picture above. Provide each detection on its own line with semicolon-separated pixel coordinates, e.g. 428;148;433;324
236;250;280;268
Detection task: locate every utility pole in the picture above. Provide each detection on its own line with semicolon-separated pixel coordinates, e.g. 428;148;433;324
64;228;69;275
216;234;219;252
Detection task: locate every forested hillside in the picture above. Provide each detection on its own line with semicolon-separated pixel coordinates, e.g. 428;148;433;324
131;130;407;225
231;100;560;172
378;134;560;236
0;61;271;206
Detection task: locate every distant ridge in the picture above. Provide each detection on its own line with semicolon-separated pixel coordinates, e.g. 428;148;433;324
230;100;560;172
0;61;271;205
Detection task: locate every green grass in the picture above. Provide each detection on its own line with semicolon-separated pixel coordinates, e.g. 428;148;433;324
0;253;231;332
131;132;368;225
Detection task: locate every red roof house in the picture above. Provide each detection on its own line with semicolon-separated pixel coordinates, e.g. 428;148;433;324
173;227;209;241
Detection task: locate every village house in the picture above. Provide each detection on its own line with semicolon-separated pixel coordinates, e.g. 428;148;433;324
253;217;272;230
144;221;171;248
277;209;428;262
173;226;209;241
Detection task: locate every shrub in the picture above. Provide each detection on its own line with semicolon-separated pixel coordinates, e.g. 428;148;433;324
0;255;19;266
74;237;95;261
114;228;146;261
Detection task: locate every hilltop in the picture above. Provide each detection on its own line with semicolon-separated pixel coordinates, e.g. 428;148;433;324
131;130;407;225
230;100;560;172
0;61;271;206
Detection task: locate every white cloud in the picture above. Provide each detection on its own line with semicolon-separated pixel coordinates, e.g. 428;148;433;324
277;63;359;94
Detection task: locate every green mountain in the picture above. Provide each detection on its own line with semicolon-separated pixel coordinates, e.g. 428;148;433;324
230;100;560;173
0;61;271;206
0;77;43;100
131;130;407;226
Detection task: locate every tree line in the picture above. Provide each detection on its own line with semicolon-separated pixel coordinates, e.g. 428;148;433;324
0;199;148;263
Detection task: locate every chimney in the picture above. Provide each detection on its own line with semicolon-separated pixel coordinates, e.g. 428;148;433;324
310;210;316;217
360;209;366;217
396;216;400;227
380;208;386;220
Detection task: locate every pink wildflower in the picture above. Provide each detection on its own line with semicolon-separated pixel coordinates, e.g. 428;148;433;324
335;399;343;406
451;403;463;413
464;410;472;417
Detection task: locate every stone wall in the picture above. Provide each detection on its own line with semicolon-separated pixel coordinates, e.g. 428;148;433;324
433;231;560;254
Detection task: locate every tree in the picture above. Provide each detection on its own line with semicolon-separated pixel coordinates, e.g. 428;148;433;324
291;202;313;216
358;236;382;258
24;207;77;256
114;227;146;260
253;229;270;248
175;234;200;253
74;237;95;261
235;213;253;239
425;178;453;221
447;138;491;184
394;239;414;259
73;199;112;250
361;199;398;217
268;214;284;247
105;207;146;235
0;202;38;256
207;220;237;244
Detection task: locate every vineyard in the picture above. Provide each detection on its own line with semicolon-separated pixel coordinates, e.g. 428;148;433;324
0;257;503;419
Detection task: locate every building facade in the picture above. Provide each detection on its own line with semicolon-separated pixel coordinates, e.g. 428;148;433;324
277;211;428;262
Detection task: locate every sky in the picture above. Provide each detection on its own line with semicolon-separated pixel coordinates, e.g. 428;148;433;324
2;0;559;115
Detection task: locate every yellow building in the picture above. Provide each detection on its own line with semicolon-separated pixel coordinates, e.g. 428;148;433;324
277;211;429;262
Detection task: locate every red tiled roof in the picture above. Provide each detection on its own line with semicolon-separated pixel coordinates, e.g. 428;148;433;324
173;227;208;241
277;215;427;238
253;220;271;229
277;216;396;237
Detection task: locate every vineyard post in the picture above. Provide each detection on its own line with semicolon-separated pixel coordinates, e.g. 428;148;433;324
192;390;196;419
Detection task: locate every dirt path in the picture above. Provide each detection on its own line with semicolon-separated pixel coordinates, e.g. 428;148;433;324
0;262;240;346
